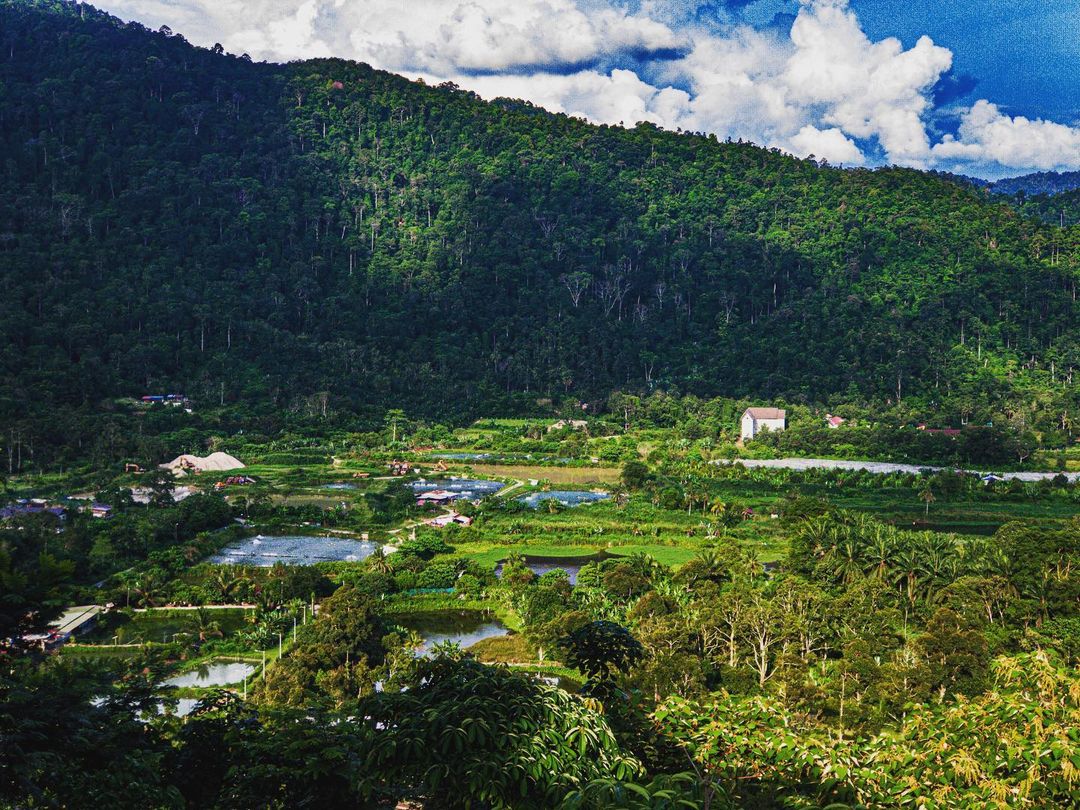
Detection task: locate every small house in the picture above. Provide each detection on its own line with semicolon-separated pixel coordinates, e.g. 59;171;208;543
826;414;846;429
1;501;65;521
424;511;473;528
90;503;113;519
416;489;459;506
740;407;786;442
214;476;254;490
54;605;102;638
916;424;961;437
547;419;588;433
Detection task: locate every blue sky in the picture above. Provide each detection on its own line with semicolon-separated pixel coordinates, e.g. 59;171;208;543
93;0;1080;178
852;0;1080;122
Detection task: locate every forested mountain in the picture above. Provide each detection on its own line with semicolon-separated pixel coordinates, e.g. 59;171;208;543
989;170;1080;197
1;0;1078;435
1015;188;1080;228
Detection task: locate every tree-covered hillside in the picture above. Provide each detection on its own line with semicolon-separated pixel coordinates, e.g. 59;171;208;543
1;0;1078;432
1015;188;1080;228
990;170;1080;197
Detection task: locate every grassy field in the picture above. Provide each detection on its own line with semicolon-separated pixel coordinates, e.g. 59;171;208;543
451;497;756;571
460;540;721;570
707;477;1079;535
470;463;621;485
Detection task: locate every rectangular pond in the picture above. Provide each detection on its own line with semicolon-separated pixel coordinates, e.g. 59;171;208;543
207;535;377;566
394;610;509;656
495;552;610;585
163;659;255;688
410;478;504;498
517;490;610;508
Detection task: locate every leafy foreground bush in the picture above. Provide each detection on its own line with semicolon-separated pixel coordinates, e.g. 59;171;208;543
655;651;1080;808
6;649;1080;808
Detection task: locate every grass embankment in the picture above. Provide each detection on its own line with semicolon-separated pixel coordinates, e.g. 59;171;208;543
450;498;780;569
382;593;523;631
707;477;1079;536
81;608;255;645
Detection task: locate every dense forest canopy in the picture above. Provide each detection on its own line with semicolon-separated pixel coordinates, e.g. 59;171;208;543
0;0;1078;447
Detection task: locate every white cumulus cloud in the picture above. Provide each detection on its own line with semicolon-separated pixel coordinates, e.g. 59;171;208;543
933;100;1080;172
787;125;865;165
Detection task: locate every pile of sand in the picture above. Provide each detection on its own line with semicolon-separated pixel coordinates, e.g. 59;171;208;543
160;452;245;475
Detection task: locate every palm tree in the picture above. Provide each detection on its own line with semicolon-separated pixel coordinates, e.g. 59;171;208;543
742;548;762;583
830;536;864;585
367;547;392;575
131;570;166;608
212;568;243;602
919;485;935;517
863;526;897;580
186;607;223;642
116;569;139;608
892;545;925;604
625;551;663;580
797;514;837;562
682;488;697;515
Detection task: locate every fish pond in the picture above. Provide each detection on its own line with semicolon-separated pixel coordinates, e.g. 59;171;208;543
410;478;504;498
207;535;377;566
495;552;611;585
158;698;201;717
428;452;493;460
517;490;610;508
394;610;509;656
163;659;255;688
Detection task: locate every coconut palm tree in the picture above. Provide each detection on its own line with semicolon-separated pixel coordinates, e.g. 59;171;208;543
186;607;223;642
829;536;864;586
863;526;898;580
797;513;837;562
892;545;926;604
131;569;167;608
919;484;936;517
367;547;392;575
212;567;244;602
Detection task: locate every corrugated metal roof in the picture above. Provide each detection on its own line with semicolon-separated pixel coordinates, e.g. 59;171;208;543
745;407;786;420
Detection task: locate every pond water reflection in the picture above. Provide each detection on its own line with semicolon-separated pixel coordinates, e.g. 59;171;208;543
207;535;377;566
517;490;610;508
163;660;255;688
410;478;503;498
395;611;508;656
495;552;610;585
